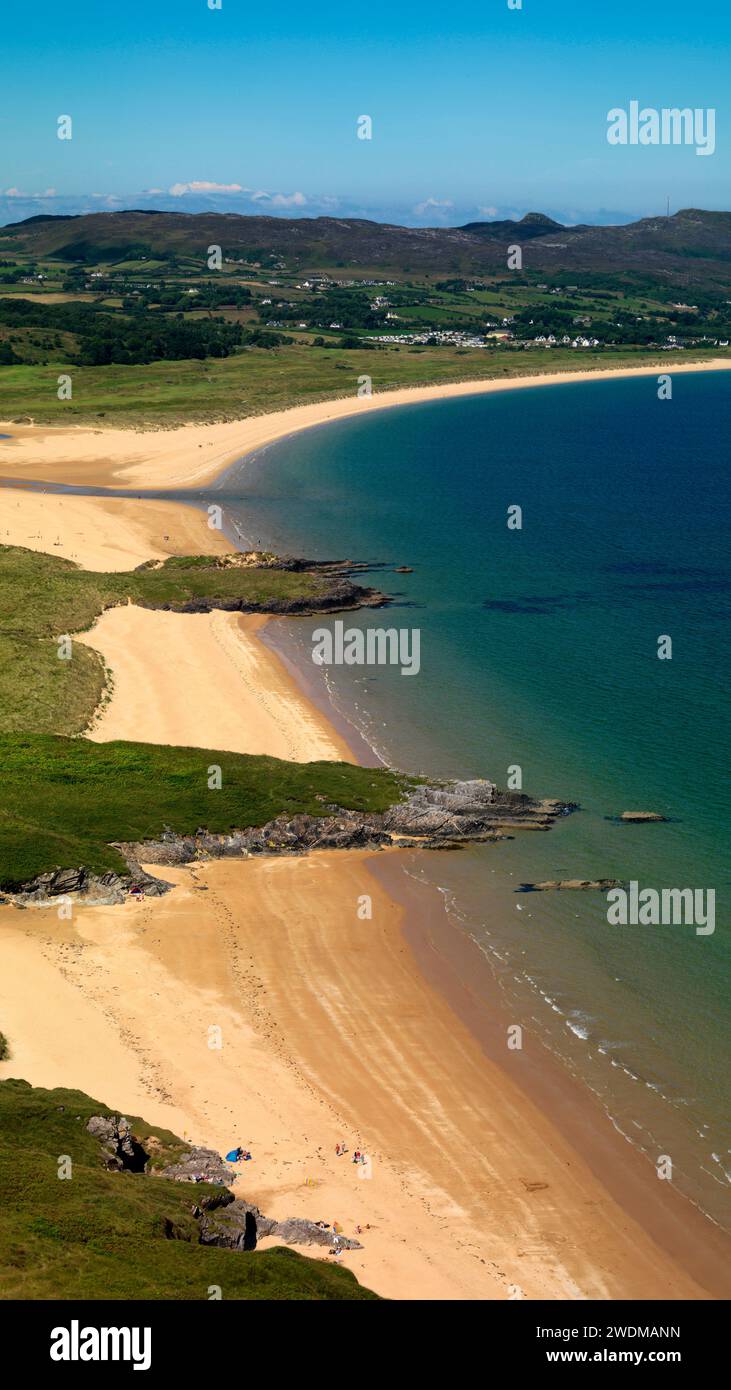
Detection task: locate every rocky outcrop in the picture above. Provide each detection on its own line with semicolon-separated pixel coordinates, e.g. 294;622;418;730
134;553;390;616
121;782;573;877
198;1201;361;1252
12;863;171;906
619;811;667;823
158;1146;232;1187
86;1117;361;1254
8;779;575;904
161;577;388;617
86;1115;150;1172
518;878;623;892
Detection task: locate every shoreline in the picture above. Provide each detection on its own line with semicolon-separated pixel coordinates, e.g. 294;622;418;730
2;358;731;493
1;851;722;1300
251;610;731;1292
1;364;729;1297
370;853;731;1297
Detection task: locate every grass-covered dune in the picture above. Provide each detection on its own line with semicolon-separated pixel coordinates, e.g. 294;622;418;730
0;1079;378;1299
0;734;408;890
0;541;404;890
0;343;708;428
0;544;375;736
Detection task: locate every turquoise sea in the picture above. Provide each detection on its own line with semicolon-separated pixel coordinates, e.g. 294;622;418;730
204;372;730;1227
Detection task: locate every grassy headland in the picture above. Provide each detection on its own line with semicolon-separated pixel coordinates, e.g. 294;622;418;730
0;541;407;890
0;1079;378;1299
0;734;407;889
0;544;375;735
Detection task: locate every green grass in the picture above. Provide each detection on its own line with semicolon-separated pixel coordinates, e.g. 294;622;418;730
0;1079;379;1299
0;545;339;735
0;733;408;888
1;341;721;427
0;542;409;888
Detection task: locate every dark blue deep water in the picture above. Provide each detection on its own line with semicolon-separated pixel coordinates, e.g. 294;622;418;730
210;373;731;1224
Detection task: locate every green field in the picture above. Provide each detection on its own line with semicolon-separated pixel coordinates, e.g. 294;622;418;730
2;342;721;427
0;1079;378;1299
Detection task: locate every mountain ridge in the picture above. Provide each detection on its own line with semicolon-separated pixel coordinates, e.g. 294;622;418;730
2;207;731;285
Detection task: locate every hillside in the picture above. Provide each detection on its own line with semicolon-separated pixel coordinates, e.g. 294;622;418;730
1;206;729;427
2;207;731;285
0;1079;379;1299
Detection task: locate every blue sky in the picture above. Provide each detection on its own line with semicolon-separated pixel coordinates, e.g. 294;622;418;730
1;0;729;225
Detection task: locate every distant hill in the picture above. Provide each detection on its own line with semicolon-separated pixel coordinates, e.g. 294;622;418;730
2;207;731;286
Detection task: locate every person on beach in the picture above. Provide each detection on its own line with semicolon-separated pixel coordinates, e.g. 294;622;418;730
226;1146;250;1163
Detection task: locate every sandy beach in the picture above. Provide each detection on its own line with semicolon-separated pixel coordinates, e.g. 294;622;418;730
77;608;353;762
1;851;722;1301
2;363;731;1300
0;486;229;571
2;359;731;491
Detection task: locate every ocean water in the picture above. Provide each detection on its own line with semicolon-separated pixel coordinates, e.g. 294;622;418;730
200;373;731;1226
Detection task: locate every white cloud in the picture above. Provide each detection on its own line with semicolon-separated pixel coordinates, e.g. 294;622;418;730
413;197;454;216
4;186;57;199
252;190;307;208
169;181;245;197
477;205;498;218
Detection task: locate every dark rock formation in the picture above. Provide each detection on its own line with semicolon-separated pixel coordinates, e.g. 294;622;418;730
198;1201;361;1252
10;779;575;904
135;553;390;616
162;577;387;617
119;781;572;879
13;863;171;906
86;1115;150;1172
158;1146;232;1187
518;878;623;893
